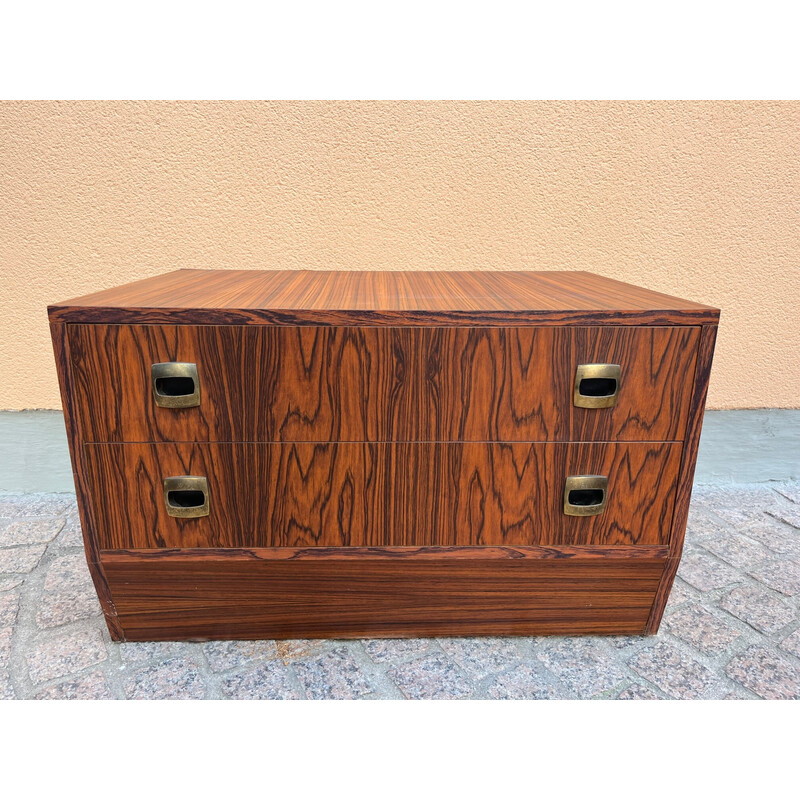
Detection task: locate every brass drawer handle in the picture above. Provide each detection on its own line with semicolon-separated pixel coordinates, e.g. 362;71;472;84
163;476;209;518
573;363;621;408
151;362;201;408
564;475;608;517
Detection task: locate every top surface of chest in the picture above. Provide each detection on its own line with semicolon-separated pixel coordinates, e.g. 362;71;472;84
48;269;719;326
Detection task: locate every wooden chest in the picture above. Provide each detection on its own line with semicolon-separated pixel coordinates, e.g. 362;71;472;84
49;270;719;641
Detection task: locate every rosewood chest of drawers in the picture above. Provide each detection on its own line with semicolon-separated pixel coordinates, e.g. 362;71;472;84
48;269;719;641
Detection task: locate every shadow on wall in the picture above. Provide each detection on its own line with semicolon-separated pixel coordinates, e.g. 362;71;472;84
0;409;797;494
0;411;73;493
695;410;799;486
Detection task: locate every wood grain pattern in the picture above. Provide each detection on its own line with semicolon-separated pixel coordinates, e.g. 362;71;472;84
646;323;719;633
101;551;666;640
83;441;682;550
49;321;123;639
68;324;697;443
69;324;414;443
48;269;720;326
101;544;670;560
418;326;568;442
570;325;698;441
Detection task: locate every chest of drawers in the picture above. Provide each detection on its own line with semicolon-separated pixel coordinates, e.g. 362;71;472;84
49;270;719;641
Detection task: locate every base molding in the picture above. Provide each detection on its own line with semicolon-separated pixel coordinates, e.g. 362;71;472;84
101;544;669;562
101;549;666;641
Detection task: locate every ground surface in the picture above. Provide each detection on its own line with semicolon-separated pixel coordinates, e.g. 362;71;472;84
1;483;799;700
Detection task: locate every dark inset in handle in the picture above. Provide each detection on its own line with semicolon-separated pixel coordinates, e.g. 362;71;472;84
568;487;605;507
573;364;621;409
563;475;608;517
163;476;209;518
151;362;201;408
168;489;206;508
578;377;617;397
157;375;196;397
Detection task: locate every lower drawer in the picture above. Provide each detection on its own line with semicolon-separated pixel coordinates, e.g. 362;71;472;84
84;441;682;549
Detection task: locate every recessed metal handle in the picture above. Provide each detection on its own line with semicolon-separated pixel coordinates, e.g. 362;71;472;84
573;363;621;409
151;362;201;408
163;476;209;518
564;475;608;517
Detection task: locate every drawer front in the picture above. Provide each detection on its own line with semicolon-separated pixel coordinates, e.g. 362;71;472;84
69;325;415;443
84;441;682;550
69;324;698;443
421;326;698;442
568;326;699;441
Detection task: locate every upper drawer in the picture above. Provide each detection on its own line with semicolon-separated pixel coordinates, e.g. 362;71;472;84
67;324;699;443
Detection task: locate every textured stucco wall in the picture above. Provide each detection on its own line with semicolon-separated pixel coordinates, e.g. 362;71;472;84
1;101;798;410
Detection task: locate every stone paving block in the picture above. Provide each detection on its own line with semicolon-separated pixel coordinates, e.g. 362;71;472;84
704;485;779;510
275;639;328;664
699;533;772;570
484;664;560;699
774;484;800;505
779;629;800;659
438;638;519;679
719;585;795;634
0;626;11;669
686;509;733;541
294;645;373;700
677;550;741;592
0;577;24;592
748;558;800;596
0;590;20;627
53;514;83;548
740;516;800;557
26;629;108;684
388;653;473;700
36;586;102;628
605;636;647;650
689;486;727;525
34;671;114;700
712;506;764;528
664;579;696;610
537;638;626;698
664;603;742;655
203;640;279;672
118;641;185;664
769;506;800;530
0;544;46;573
44;553;93;591
0;494;74;518
719;691;751;701
124;658;207;699
617;684;663;700
0;670;14;699
726;645;800;700
1;518;65;546
221;661;302;700
628;642;718;699
363;638;435;664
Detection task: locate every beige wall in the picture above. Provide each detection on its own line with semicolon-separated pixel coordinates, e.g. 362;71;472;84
1;101;798;410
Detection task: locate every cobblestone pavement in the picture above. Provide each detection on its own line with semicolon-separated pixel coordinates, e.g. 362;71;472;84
2;483;800;700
